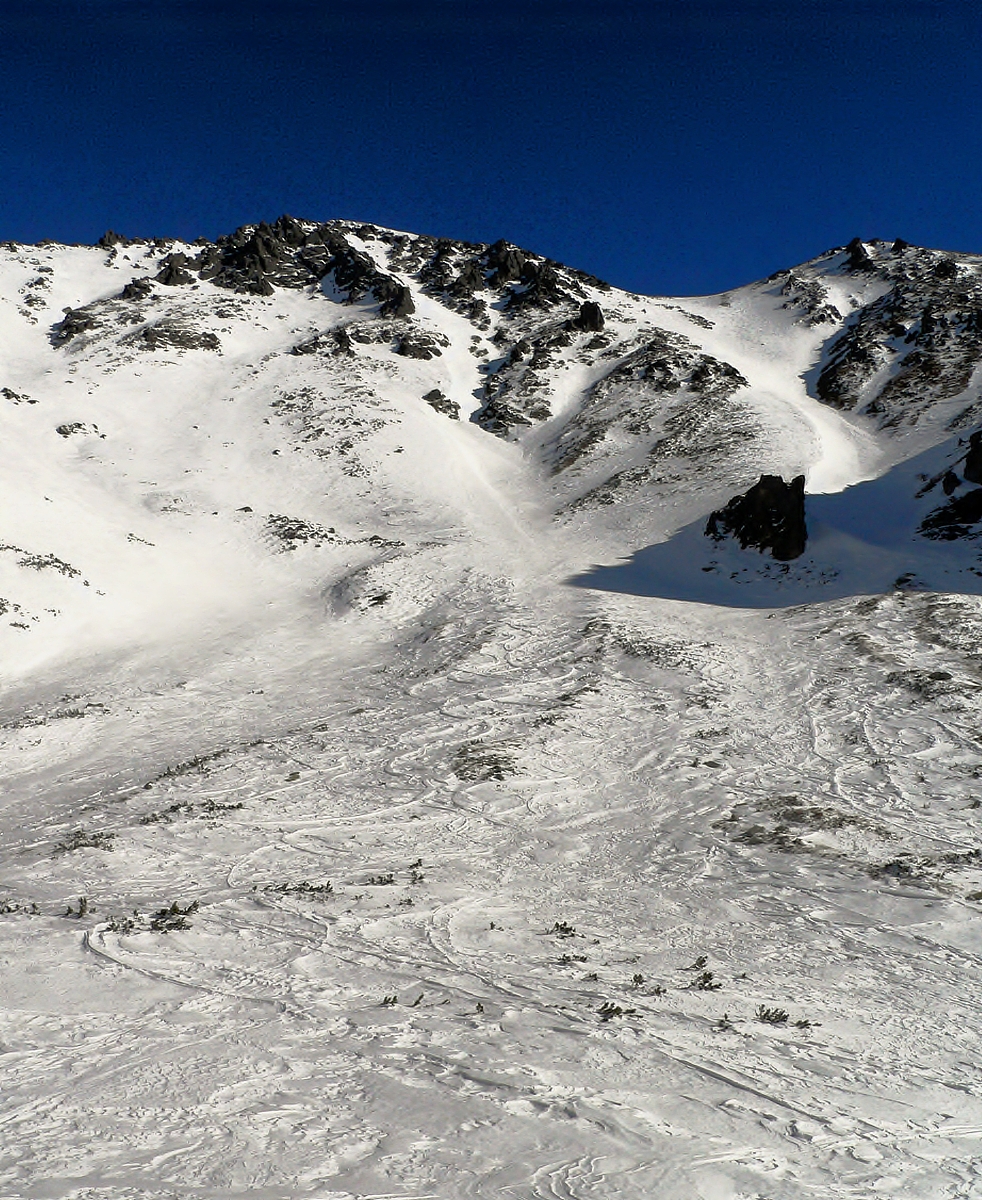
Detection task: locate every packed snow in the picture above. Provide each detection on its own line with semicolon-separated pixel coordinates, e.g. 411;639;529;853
3;224;982;1199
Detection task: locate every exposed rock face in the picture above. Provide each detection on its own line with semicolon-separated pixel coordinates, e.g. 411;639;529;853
910;427;982;542
51;307;101;345
155;254;193;286
546;331;750;478
55;422;99;438
119;277;153;301
963;430;982;485
779;271;841;325
570;301;604;332
920;488;982;540
98;230;137;249
813;242;982;430
706;474;807;560
423;389;460;419
97;221;610;369
395;329;448;360
487;240;526;285
193;215;417;314
845;237;876;272
123;321;221;352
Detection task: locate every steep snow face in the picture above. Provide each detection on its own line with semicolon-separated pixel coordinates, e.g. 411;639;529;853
7;218;981;675
7;221;982;1199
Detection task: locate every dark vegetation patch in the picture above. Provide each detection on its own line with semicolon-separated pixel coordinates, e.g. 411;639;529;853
452;741;517;782
715;793;882;855
261;880;335;900
150;901;198;932
54;829;115;855
140;798;244;825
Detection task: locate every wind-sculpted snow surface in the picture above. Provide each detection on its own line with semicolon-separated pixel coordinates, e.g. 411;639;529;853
5;220;982;1197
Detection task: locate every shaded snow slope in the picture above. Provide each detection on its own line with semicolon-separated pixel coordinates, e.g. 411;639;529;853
6;221;982;1199
574;437;982;607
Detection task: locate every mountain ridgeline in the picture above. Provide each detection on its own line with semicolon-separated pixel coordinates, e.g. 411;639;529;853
5;217;982;655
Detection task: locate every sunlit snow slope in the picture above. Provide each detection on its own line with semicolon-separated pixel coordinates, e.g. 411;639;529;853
4;220;982;1199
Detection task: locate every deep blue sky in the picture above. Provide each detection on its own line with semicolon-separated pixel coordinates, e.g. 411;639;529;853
1;0;980;295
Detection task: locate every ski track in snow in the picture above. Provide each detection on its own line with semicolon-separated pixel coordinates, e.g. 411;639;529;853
3;232;982;1198
4;579;982;1198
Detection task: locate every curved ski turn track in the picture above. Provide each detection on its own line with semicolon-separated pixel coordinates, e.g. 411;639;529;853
3;567;982;1200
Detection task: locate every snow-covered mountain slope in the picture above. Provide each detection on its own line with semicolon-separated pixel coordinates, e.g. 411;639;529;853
6;219;982;1199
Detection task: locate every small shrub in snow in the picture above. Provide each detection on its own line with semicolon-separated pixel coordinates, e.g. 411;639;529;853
263;880;334;900
598;1001;637;1022
150;901;198;932
756;1005;790;1024
54;829;115;855
106;913;138;935
689;971;721;991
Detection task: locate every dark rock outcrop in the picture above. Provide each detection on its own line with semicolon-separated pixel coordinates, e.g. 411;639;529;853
920;488;982;540
453;260;485;294
508;259;565;310
196;215;416;314
98;230;134;248
423;389;460;419
155;254;193;286
291;328;354;357
119;277;153;301
845;237;875;271
474;394;533;436
943;469;961;495
51;307;99;345
376;280;415;318
570;301;604;332
812;245;982;428
395;329;447;359
124;321;221;352
706;474;807;560
487;240;526;286
963;430;982;485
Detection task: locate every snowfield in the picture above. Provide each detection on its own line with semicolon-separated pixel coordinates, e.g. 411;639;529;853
3;222;982;1198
